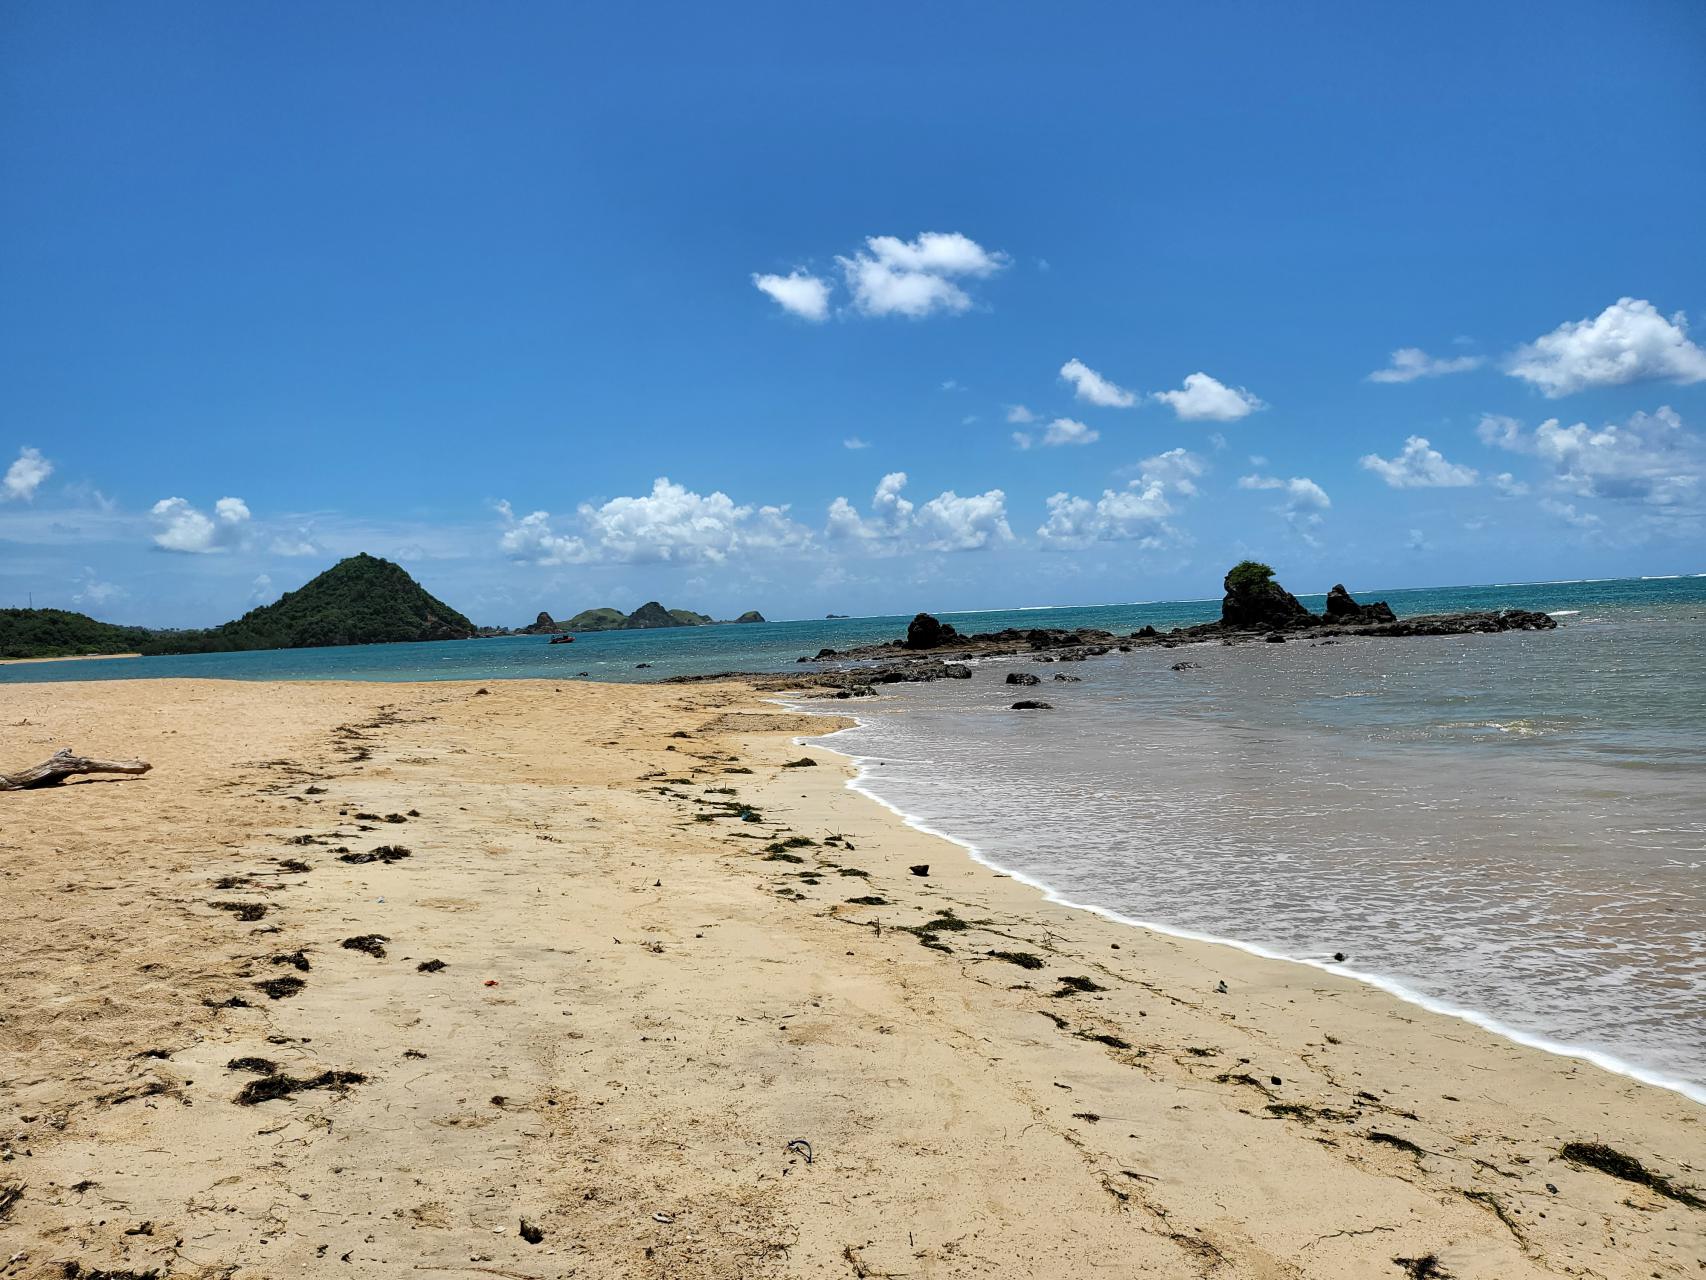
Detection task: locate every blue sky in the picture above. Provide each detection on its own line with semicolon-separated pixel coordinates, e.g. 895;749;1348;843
3;1;1704;627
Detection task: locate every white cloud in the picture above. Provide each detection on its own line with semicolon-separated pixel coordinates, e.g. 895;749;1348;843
752;270;831;322
1059;358;1137;408
1011;432;1033;451
1505;298;1706;397
1238;473;1330;540
1480;406;1703;510
1037;449;1206;549
499;478;811;566
915;489;1013;550
1006;404;1037;424
826;471;1011;551
150;495;251;553
1153;372;1264;422
1492;473;1530;498
1540;498;1602;529
837;232;1007;319
1359;435;1479;488
843;437;871;450
72;567;125;608
250;573;278;604
1367;347;1484;384
3;446;52;502
1041;417;1098;447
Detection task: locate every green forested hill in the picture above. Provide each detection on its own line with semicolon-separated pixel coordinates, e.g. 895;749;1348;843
4;555;477;659
0;608;158;660
146;554;476;653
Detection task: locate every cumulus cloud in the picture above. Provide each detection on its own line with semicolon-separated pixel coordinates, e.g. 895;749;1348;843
1367;347;1484;383
1036;448;1206;549
1492;473;1530;498
843;436;871;450
1006;404;1037;424
72;567;125;608
1479;406;1703;510
1059;358;1137;408
752;270;832;322
1359;435;1479;488
150;495;251;553
1540;499;1602;529
1238;473;1330;542
3;446;52;502
1014;417;1099;449
836;232;1007;319
499;478;811;566
1505;298;1706;397
1153;372;1264;422
827;471;1011;551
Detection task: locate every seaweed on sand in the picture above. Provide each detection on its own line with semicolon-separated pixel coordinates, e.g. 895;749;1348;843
253;975;305;1000
234;1069;367;1106
987;949;1045;970
339;845;411;865
213;901;267;922
1051;975;1106;997
341;934;388;958
1559;1141;1704;1209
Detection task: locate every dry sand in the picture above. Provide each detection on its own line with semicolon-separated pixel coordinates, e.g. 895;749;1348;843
0;677;1700;1279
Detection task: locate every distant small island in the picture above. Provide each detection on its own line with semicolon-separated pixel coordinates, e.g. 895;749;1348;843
506;603;766;635
1;554;476;659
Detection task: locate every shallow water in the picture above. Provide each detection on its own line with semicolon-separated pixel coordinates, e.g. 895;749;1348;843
807;585;1706;1100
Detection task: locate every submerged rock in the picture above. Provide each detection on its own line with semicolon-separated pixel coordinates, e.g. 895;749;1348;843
1005;671;1041;686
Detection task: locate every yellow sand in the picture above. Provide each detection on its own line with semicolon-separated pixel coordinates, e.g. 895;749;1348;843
0;677;1699;1279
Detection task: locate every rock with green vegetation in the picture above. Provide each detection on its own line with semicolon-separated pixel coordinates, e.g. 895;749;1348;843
624;601;686;629
144;554;477;654
1220;560;1314;630
734;610;765;623
668;608;715;626
0;608;158;660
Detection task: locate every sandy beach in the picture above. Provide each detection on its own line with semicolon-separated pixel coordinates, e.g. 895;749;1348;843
0;677;1700;1280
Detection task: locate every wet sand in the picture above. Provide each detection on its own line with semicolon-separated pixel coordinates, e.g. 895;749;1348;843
0;677;1699;1279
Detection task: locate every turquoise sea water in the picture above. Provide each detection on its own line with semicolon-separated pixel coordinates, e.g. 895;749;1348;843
7;573;1705;1099
4;574;1702;685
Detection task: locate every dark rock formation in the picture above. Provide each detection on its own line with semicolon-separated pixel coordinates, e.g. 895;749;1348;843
904;613;959;650
1006;671;1041;686
1052;673;1081;682
1010;700;1053;710
734;611;766;624
1221;563;1314;630
1323;584;1396;625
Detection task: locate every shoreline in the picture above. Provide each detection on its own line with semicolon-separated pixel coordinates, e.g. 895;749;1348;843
0;651;140;665
2;676;1700;1278
798;707;1706;1107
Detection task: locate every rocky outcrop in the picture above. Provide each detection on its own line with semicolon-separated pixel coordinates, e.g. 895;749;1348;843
904;613;960;650
1323;585;1396;625
1221;568;1314;630
734;611;766;624
1006;672;1041;686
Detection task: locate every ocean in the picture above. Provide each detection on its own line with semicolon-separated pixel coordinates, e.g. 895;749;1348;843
6;574;1704;1100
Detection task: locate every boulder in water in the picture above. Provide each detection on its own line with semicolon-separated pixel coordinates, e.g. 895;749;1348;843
1323;584;1397;625
904;613;959;650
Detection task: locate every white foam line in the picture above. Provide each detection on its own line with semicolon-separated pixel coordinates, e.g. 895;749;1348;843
773;697;1706;1109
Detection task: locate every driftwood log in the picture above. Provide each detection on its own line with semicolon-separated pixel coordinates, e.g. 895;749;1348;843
1;748;152;791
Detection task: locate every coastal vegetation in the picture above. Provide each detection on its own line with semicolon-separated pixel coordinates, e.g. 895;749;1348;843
0;607;157;660
2;554;476;658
